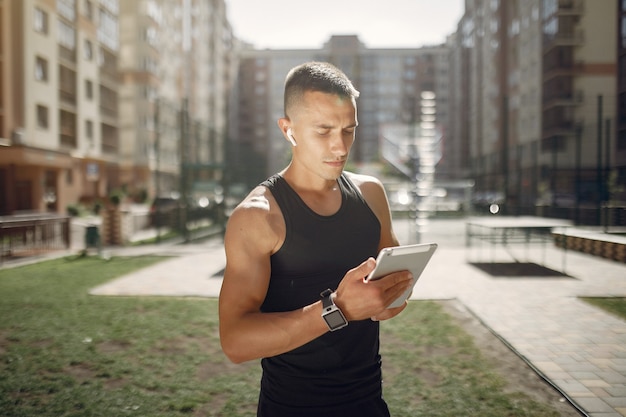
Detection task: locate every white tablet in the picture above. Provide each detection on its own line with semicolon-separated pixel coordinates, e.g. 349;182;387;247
365;242;438;308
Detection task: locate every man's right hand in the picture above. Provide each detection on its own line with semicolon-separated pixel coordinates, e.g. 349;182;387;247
333;258;413;322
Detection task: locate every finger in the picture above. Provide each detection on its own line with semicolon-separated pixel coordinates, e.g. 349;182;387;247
377;271;413;290
382;275;413;307
351;257;376;281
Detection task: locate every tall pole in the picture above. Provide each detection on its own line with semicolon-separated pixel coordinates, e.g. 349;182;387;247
532;140;538;215
182;0;191;96
596;95;603;225
502;95;509;215
605;118;611;195
180;98;190;242
180;0;191;242
604;118;612;232
154;98;161;243
551;136;557;209
574;124;582;225
516;144;521;215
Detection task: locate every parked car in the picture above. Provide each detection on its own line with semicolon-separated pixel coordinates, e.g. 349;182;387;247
150;196;182;227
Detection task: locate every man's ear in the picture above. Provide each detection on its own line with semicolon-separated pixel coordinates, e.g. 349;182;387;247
278;119;296;146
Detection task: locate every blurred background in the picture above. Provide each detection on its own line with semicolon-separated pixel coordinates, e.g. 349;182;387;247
0;0;624;248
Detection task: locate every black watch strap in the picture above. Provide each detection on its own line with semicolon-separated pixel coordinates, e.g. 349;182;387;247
320;289;334;308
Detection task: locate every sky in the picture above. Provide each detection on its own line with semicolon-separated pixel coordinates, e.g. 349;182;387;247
225;0;465;49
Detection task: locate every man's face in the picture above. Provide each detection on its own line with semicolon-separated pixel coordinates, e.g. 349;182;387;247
288;90;358;181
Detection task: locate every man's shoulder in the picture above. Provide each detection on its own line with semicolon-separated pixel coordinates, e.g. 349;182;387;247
343;171;383;190
229;184;286;228
231;185;275;217
226;184;284;253
342;171;389;212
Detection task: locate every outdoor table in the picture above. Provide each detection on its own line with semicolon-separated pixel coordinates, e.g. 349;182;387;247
465;216;572;274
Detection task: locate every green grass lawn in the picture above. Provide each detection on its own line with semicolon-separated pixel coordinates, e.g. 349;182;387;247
581;297;626;321
1;255;569;416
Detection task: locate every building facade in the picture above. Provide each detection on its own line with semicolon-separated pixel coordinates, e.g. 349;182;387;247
0;0;120;215
3;0;622;226
230;35;450;189
0;0;234;216
118;0;234;205
448;0;623;223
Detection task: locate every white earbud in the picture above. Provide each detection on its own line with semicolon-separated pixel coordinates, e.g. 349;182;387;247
286;128;297;146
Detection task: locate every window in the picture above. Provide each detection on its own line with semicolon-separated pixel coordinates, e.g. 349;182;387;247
85;79;93;99
144;27;158;47
34;7;48;34
35;56;48;81
100;0;119;14
58;20;76;49
98;8;119;51
141;56;156;73
146;0;162;25
57;0;76;21
84;39;92;60
37;105;49;128
85;119;93;139
59;66;76;97
84;0;93;20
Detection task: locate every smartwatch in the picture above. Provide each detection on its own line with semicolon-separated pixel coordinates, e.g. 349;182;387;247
320;289;348;331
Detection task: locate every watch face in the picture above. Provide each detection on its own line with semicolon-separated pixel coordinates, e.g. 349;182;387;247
323;310;347;330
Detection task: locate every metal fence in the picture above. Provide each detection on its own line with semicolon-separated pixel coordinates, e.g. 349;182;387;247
487;205;626;228
0;213;71;264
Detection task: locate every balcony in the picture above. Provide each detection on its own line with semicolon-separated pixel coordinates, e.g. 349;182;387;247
544;28;584;49
99;105;118;120
59;89;77;106
60;133;77;149
541;115;577;142
58;45;76;65
542;93;582;109
557;0;584;15
101;124;119;154
542;65;579;82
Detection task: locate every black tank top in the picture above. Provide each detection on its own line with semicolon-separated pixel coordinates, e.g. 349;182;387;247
258;173;382;410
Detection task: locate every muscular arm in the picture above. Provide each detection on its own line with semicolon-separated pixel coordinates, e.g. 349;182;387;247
219;187;327;363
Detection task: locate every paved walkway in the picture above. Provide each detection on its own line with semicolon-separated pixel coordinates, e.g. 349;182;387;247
87;216;626;417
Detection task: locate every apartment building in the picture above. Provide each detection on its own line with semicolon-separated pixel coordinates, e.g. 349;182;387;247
0;0;119;215
448;0;622;222
230;35;450;189
0;0;234;216
230;48;312;188
117;0;234;204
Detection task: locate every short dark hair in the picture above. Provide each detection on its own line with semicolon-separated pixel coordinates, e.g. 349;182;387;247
283;62;360;118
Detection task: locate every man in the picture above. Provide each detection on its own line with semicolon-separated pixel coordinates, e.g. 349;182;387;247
219;61;413;417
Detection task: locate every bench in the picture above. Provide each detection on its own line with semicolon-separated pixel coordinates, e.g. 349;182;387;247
552;228;626;263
